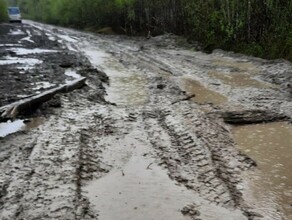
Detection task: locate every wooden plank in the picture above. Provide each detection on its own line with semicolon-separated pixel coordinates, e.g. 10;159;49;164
0;77;86;121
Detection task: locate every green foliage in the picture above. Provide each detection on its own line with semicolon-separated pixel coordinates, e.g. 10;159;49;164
241;42;265;58
0;0;8;22
13;0;292;61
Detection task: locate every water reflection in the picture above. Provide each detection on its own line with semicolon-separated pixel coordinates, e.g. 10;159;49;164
0;117;43;137
233;122;292;220
0;120;24;137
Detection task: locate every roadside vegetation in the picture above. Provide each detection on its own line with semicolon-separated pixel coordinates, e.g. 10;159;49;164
0;0;8;22
6;0;292;61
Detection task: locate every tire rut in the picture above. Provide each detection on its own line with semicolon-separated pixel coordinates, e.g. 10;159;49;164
142;101;261;218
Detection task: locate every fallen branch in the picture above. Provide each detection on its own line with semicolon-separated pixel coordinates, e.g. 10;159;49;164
159;67;174;75
0;77;86;121
146;162;153;170
171;94;196;105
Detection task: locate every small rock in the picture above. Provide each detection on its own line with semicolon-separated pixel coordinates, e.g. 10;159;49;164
157;84;166;89
59;63;73;68
23;119;31;123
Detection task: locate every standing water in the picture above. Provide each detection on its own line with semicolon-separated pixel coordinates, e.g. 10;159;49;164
0;118;43;137
82;46;148;106
179;77;228;106
233;122;292;220
104;69;147;106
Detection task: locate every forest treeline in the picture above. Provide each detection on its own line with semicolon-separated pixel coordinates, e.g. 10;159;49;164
3;0;292;61
0;0;7;21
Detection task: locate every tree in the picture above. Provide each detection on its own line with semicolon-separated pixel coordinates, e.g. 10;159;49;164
11;0;292;61
0;0;8;22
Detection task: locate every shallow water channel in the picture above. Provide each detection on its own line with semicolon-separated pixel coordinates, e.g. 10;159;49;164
233;122;292;220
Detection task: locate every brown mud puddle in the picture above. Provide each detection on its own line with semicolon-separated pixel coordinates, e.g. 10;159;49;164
208;71;275;89
233;122;292;220
211;58;260;75
179;77;228;105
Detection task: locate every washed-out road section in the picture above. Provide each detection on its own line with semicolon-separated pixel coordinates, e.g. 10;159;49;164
0;20;291;220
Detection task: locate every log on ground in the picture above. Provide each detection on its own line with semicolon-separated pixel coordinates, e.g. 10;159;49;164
0;77;86;121
221;109;288;124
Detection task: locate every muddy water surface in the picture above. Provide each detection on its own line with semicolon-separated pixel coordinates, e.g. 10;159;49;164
25;117;44;129
84;127;196;220
0;120;25;137
233;122;292;220
105;70;147;106
86;155;197;220
208;71;274;89
85;128;246;220
211;58;260;75
81;45;148;106
179;77;228;105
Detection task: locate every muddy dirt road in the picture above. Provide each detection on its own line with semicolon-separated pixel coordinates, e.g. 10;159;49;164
0;21;291;220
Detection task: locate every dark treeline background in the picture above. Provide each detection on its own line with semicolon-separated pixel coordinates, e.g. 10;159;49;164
0;0;8;21
3;0;292;61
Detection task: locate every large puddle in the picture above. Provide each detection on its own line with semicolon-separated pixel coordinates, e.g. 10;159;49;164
233;122;292;220
86;155;197;220
179;77;228;105
208;71;274;89
84;128;197;220
85;130;246;220
211;58;260;75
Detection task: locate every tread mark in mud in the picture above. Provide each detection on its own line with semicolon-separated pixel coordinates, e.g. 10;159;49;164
143;105;258;212
144;112;235;207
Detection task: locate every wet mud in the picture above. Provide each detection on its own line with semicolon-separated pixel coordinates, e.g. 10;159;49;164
233;122;292;220
0;23;92;107
0;20;291;220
